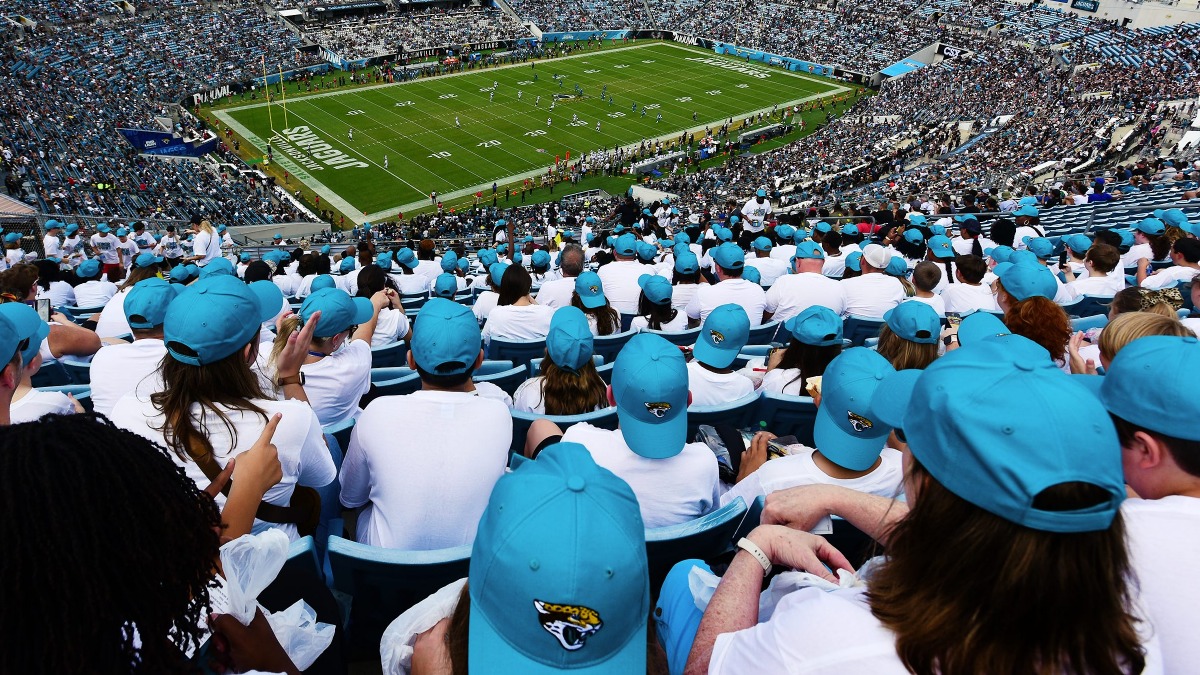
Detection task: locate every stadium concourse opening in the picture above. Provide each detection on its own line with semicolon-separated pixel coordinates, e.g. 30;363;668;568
213;41;847;225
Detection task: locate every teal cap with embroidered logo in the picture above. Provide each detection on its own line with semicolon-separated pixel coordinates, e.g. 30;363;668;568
611;333;690;459
693;304;750;369
813;347;896;471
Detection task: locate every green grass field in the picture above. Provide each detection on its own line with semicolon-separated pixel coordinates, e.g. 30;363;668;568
214;41;848;224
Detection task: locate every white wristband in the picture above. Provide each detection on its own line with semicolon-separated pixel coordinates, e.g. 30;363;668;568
736;537;772;576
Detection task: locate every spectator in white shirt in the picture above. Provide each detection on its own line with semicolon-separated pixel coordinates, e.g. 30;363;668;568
525;333;719;528
390;248;430;295
878;300;941;370
94;253;166;339
744;237;788;287
596;233;647;314
1063;243;1125;299
1138;238;1200;290
185;218;221;268
473;262;505;323
481;263;555;345
340;298;511;549
572;270;622;336
687;304;754;406
511;306;608;415
840;244;907;318
764;242;846;323
536;243;584;308
669;250;705;312
41;221;63;260
89;278;178;416
1;302;80;424
687;243;766;326
33;259;76;308
908;262;947;316
759;305;843;396
631;274;688;332
72;259;118;308
942;254;1001;314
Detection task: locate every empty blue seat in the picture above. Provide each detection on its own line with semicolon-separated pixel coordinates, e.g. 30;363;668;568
36;384;93;413
1061;295;1113;318
326;536;472;651
746;320;782;346
645;327;701;346
755;392;818;446
473;360;515;377
372;372;422;397
370;341;409;368
62;361;91;384
322;417;355;463
645;497;747;588
1070;314;1109;332
687;392;761;440
473;365;527;396
843;315;885;346
487;337;546;371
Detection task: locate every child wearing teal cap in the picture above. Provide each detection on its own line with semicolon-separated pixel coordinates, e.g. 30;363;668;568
878;300;941;370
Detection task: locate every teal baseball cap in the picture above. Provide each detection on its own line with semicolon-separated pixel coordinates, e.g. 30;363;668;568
478;248;498;268
320;244;330;255
727;216;740;226
903;229;925;245
300;287;372;338
239;252;252;263
693;304;750;369
489;263;510;287
3;232;21;244
394;248;418;270
124;278;181;329
878;335;1125;533
614;233;637;257
532;249;551;271
458;259;470;272
813;347;895;471
884;302;940;344
1022;236;1055;260
712;243;744;271
76;259;101;278
957;311;1010;345
674;251;699;275
0;309;20;366
929;225;946;237
339;257;356;275
574;271;607;309
200;257;235;277
751;237;772;252
842;223;860;237
714;226;733;242
611;333;689;459
774;224;795;240
441;250;459;273
927;235;954;259
984;245;1015;263
410;297;481;375
96;223;111;233
869;369;923;430
635;241;657;263
756;188;767;198
1013;204;1039;218
433;273;459;299
169;264;199;284
272;233;282;241
219;224;228;234
742;266;761;284
0;303;49;366
1134;217;1165;236
673;232;691;246
638;274;672;306
65;223;79;235
791;241;824;261
814;222;832;234
845;251;863;273
512;251;524;265
1064;234;1093;254
163;276;283;366
546;306;593;372
784;305;842;346
793;227;810;244
468;442;648;674
998;261;1057;301
884;256;907;277
1018;196;1039;206
906;213;927;226
1100;335;1200;441
115;227;128;238
310;275;336;292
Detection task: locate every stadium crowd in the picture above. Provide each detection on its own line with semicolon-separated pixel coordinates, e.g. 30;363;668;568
306;9;529;61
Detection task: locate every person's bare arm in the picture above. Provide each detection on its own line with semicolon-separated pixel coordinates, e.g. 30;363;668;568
762;484;908;547
352;289;394;344
274;311;321;403
205;414;284;540
47;314;101;358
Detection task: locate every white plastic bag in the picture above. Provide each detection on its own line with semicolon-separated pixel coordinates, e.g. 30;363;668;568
265;600;336;671
380;578;468;675
219;529;290;626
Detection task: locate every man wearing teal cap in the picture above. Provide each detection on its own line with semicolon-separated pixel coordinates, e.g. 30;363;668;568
686;242;766;326
88;278;180;417
764;241;845;323
596;233;647;314
745;237;787;286
89;223;122;279
687;304;753;406
341;298;512;549
527;333;718;528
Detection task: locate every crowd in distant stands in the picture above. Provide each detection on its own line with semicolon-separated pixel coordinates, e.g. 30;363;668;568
307;9;529;60
504;0;651;32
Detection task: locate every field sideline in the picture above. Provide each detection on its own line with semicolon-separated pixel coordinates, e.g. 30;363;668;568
213;41;850;224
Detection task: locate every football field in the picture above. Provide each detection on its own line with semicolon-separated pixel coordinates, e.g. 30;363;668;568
213;41;849;223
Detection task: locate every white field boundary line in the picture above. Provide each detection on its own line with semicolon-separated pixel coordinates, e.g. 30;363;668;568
219;41;852;224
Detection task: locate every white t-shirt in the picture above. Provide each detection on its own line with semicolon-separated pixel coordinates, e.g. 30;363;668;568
1122;243;1154;269
840;274;906;319
371;308;411;347
596;260;648;314
273;273;300;298
941;283;999;314
740;197;772;231
906;294;946;316
671;282;701;312
109;394;336;541
41;281;76;308
1122;495;1200;673
822;254;848;278
296;340;372;426
42;234;62;258
73;280;118;308
192;230;221;266
90;233;120;264
481;304;555;344
745;256;789;287
340;390;511;549
686;279;767;325
473;291;499;322
561;422;719;529
94;288;133;338
535;276;577;309
631;310;689;332
771;244;797;262
9;389;75;423
89;338;167;417
759;367;806;396
1140;266;1198;290
721;446;903;507
687;361;754;407
1065;272;1125;300
1181;317;1200;337
765;274;847;323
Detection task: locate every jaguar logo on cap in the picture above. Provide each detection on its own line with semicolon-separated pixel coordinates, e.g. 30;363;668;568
847;411;874;433
589;285;599;294
645;402;671;418
534;600;602;651
709;330;725;345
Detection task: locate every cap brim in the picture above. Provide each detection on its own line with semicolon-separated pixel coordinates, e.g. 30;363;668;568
693;338;738;369
813;403;890;472
350;296;375;325
580;294;606;309
469;602;647;675
871;369;922;429
247;281;285;324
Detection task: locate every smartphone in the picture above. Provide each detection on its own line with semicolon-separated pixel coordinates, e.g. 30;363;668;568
36;299;51;322
946;312;963;327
